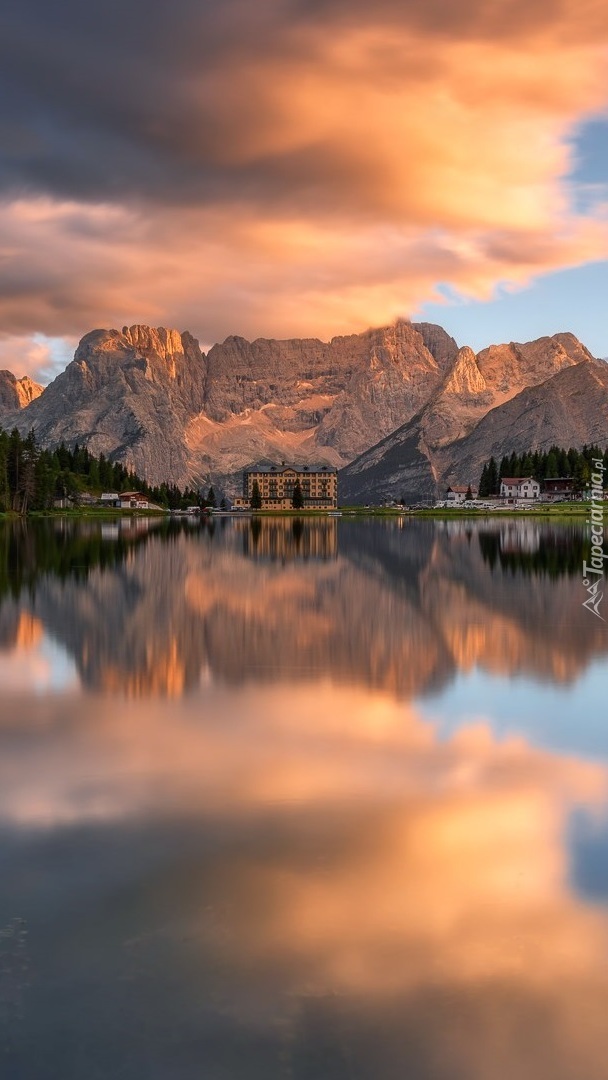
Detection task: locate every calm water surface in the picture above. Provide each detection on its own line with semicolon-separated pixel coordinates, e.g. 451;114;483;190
1;516;608;1079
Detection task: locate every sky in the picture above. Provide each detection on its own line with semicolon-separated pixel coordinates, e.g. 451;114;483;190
1;0;608;382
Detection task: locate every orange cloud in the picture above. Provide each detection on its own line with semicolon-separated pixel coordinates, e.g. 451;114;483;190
1;682;608;1080
1;2;608;363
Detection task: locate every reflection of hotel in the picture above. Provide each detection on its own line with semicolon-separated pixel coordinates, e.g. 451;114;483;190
233;464;338;509
238;517;338;560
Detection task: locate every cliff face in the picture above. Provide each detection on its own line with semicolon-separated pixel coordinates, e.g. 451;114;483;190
0;371;43;412
8;320;459;487
8;327;207;484
4;320;605;496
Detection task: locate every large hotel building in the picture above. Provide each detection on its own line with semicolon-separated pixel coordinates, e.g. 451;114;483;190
233;464;338;510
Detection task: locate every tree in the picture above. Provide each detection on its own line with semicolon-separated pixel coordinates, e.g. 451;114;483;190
465;484;473;500
486;456;499;495
250;480;262;509
545;451;558;479
292;480;304;509
207;485;217;508
478;463;489;497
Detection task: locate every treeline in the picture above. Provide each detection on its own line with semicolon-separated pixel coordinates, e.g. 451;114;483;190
0;427;207;512
478;444;608;497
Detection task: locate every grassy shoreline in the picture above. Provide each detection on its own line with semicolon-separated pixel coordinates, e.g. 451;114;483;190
0;502;595;521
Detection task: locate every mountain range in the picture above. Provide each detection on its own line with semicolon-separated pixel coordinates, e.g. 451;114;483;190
0;321;606;501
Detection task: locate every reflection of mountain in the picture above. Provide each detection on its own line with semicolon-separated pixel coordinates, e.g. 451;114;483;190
0;518;605;697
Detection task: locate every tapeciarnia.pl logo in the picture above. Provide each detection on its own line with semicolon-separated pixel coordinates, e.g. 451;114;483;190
582;458;606;621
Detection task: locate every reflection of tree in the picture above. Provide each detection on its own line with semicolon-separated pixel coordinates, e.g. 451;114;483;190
250;517;262;549
292;518;304;549
0;518;184;602
478;526;586;577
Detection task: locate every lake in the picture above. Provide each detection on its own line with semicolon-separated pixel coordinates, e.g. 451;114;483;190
1;515;608;1079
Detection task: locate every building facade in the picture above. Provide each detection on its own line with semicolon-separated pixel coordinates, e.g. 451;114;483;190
101;491;149;509
233;464;338;509
445;485;478;504
541;477;576;500
500;477;540;500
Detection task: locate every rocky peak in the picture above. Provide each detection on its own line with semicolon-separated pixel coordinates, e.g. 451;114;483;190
412;322;460;372
443;347;487;396
16;375;44;406
476;333;590;396
122;325;188;375
69;326;207;401
0;370;43;413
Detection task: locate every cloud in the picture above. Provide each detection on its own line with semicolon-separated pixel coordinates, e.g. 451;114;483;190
0;331;77;382
1;0;608;352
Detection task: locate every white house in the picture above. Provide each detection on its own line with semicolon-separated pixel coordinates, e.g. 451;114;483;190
445;485;477;505
500;477;540;500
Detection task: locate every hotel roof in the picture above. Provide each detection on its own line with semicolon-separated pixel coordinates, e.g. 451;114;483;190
245;464;337;474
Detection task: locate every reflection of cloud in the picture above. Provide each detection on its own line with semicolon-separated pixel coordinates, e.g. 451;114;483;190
0;682;604;829
2;681;608;1076
1;1;608;346
0;616;78;694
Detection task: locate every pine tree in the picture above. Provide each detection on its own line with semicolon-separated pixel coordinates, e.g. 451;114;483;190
487;457;499;495
545;451;558;478
292;480;304;509
250;480;262;509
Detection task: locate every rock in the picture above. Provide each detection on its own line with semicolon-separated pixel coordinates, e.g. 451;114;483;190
0;371;43;413
7;320;457;488
339;334;603;504
3;320;605;500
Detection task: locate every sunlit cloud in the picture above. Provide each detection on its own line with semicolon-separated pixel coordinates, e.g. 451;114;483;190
0;0;607;355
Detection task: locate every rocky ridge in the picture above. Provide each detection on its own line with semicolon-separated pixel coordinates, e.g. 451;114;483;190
0;321;604;498
2;320;460;488
340;335;605;503
0;370;43;411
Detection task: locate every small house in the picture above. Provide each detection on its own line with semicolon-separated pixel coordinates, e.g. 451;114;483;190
541;477;576;501
500;477;540;501
118;492;149;510
445;485;477;505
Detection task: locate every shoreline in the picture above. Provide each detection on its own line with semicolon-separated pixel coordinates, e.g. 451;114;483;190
0;503;594;522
